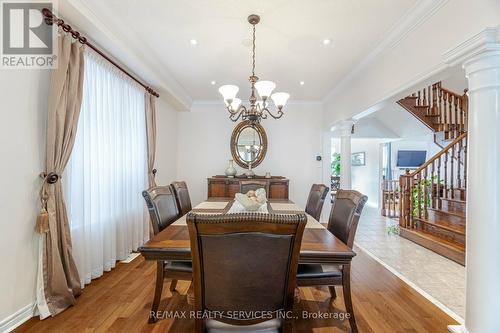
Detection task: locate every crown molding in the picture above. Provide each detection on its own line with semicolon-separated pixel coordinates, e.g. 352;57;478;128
443;27;500;66
323;0;449;103
64;0;192;111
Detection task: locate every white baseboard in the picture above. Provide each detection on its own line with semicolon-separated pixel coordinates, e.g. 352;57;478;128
0;303;35;332
448;325;469;333
119;252;141;263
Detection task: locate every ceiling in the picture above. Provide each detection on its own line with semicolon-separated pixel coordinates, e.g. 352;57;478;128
78;0;418;101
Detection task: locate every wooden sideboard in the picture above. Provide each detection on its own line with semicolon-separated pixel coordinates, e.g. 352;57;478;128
207;176;289;200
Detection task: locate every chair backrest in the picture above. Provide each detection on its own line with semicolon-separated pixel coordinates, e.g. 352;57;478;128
240;180;269;194
187;212;307;330
305;184;329;221
327;189;368;248
171;181;192;216
142;185;180;235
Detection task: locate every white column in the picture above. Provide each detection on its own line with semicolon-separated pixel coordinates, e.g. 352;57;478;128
321;130;333;221
444;28;500;333
337;120;355;189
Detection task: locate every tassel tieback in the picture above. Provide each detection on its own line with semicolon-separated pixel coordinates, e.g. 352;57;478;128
35;172;59;234
35;207;50;234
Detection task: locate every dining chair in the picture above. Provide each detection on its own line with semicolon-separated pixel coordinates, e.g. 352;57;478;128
297;189;367;333
171;181;193;216
304;184;329;221
187;212;307;333
240;180;269;194
142;185;193;323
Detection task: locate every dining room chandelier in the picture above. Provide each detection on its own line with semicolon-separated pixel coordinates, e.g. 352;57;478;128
219;14;290;124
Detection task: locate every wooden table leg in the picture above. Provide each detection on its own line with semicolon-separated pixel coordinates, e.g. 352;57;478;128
187;280;195;306
328;286;337;300
169;279;178;292
149;261;164;323
293;287;301;304
342;264;357;333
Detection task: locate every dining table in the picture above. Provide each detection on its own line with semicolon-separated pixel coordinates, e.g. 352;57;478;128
138;197;356;319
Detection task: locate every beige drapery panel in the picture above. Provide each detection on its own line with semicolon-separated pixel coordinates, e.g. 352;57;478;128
36;33;84;318
145;93;157;187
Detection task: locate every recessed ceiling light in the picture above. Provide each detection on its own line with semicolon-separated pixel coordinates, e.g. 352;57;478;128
322;38;331;45
299;81;305;86
211;80;216;85
190;39;198;45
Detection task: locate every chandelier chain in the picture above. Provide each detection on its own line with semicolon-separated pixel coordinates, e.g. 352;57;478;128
252;24;256;77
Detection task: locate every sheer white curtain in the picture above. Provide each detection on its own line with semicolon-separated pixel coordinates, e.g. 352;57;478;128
65;48;148;286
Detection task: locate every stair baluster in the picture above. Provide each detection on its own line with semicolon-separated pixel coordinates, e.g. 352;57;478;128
451;145;455;199
423;87;427;108
437;156;442;209
464;136;468;189
444;150;449;199
417;173;422;221
457;140;462;189
423;167;429;220
432;83;438;115
454;96;459;138
431;160;436;209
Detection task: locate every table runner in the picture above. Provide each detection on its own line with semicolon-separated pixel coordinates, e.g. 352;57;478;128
172;200;324;229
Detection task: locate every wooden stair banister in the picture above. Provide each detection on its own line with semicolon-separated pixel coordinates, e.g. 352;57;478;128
397;81;468;147
381;179;400;218
404;132;467;177
398;132;467;265
395;81;468;265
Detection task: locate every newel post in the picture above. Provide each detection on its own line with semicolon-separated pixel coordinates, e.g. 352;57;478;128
399;169;413;229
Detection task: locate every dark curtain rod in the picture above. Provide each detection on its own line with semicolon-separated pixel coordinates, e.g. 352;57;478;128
42;8;160;98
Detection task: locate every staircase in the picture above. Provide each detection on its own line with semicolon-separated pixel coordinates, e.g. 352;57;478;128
397;82;468;265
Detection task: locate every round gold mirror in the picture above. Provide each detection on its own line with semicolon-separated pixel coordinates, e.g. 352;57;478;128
230;120;268;168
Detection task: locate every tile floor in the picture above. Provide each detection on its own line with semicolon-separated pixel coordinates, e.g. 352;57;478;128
353;206;466;320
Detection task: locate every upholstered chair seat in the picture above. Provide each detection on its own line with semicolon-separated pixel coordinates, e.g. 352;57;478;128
205;318;281;333
297;264;342;279
164;261;193;273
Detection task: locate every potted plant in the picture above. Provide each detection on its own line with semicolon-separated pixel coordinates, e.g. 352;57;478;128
331;153;341;176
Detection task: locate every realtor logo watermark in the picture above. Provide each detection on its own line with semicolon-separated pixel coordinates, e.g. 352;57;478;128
1;0;57;68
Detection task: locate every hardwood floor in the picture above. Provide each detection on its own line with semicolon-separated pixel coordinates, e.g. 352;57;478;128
15;249;457;333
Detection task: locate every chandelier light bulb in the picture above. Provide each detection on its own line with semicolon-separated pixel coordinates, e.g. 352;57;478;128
271;92;290;108
254;80;276;99
230;98;242;110
219;85;239;101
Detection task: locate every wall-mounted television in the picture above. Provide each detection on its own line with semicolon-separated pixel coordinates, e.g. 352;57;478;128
396;150;426;168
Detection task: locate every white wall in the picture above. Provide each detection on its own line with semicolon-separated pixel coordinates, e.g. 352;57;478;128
176;102;324;208
0;69;48;325
389;134;440;179
154;98;178;185
351;139;383;207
